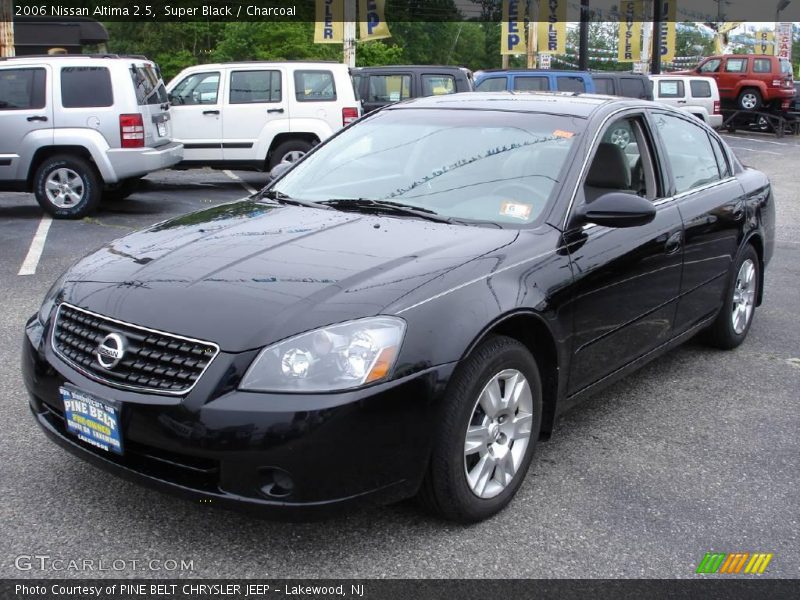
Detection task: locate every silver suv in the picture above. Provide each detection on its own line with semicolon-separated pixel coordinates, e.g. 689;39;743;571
0;54;183;218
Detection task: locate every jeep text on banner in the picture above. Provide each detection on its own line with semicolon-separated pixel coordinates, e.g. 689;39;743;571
500;0;526;55
659;0;677;63
359;0;392;41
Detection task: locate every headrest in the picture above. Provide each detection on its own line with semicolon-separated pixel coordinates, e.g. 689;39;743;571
586;142;631;190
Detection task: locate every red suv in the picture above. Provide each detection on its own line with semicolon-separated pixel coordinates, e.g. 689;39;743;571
683;54;795;111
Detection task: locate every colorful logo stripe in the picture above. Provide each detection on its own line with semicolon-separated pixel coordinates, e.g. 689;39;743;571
696;552;773;574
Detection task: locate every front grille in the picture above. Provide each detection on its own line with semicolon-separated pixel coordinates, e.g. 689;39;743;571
52;303;219;395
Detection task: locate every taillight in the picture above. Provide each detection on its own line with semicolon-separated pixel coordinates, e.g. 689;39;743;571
772;80;781;87
119;113;145;148
342;107;359;126
713;100;721;114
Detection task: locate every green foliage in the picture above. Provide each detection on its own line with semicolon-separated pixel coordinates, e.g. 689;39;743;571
356;41;405;66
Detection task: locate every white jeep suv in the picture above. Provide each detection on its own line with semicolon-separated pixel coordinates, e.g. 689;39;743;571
167;61;360;171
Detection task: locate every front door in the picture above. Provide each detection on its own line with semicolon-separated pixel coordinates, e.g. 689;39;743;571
565;113;684;394
168;70;223;163
0;64;52;182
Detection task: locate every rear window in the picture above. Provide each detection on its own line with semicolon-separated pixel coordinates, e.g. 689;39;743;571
0;68;46;110
690;79;712;98
557;76;585;93
230;70;281;104
514;76;549;91
422;74;456;96
61;67;113;108
367;74;410;102
724;58;747;73
476;77;507;92
780;59;793;76
753;58;771;74
130;64;168;106
294;70;336;102
658;79;684;98
593;77;614;95
620;77;646;98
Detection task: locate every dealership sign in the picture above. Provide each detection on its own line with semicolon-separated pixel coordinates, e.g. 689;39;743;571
775;22;792;60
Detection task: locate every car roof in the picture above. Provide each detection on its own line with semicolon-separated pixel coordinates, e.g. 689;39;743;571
475;69;591;77
386;91;634;118
180;61;343;69
352;65;468;72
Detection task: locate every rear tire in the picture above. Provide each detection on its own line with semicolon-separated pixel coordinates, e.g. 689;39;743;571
704;244;760;350
738;89;762;111
268;140;314;170
33;155;101;219
418;336;543;523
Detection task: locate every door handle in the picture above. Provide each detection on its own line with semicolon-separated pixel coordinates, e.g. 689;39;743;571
267;108;285;114
677;100;687;104
202;110;220;115
664;231;683;255
732;204;745;221
27;115;48;122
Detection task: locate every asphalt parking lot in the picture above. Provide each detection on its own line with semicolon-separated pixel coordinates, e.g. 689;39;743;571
1;135;798;579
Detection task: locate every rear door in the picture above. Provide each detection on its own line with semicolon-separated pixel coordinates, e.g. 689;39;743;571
168;69;224;162
129;62;171;148
720;57;748;100
0;64;51;182
223;67;286;162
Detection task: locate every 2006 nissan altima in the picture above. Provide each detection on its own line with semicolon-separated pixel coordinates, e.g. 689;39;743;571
23;93;774;522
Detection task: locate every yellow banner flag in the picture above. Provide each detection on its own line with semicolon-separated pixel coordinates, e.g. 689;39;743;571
756;31;774;54
359;0;392;41
659;0;677;63
314;0;343;44
617;1;642;62
538;0;567;55
500;0;526;55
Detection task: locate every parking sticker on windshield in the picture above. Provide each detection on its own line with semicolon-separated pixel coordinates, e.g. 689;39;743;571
500;201;532;220
553;129;575;139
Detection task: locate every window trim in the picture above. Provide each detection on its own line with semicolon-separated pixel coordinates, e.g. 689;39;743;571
229;69;281;105
170;71;221;106
293;69;337;103
0;67;47;111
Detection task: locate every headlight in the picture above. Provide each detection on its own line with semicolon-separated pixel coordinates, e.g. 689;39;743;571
240;317;406;392
38;272;68;325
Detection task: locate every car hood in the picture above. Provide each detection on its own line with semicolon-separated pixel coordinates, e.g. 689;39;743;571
61;200;519;352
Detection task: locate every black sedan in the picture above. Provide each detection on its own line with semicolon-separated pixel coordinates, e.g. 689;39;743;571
23;93;775;522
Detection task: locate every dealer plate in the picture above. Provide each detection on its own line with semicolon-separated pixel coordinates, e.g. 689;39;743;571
60;385;123;455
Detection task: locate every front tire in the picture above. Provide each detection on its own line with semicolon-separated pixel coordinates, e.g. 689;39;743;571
704;244;760;349
34;155;101;219
268;140;314;170
738;89;762;111
418;336;543;522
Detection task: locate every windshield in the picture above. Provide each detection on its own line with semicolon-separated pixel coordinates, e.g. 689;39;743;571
272;108;583;226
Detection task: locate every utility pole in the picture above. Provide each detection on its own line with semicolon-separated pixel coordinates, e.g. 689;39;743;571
343;0;356;67
0;0;15;58
526;0;537;68
578;0;589;70
651;0;663;75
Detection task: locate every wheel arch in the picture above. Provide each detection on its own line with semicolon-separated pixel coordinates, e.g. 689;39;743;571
266;133;320;166
462;310;562;440
27;146;96;189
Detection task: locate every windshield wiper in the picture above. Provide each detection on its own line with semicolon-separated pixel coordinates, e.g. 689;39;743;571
258;189;332;210
321;198;455;223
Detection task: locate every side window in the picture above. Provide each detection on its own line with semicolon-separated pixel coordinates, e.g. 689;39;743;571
752;59;771;73
514;76;548;91
699;59;721;73
709;134;731;178
169;72;219;105
61;67;112;108
294;70;336;102
475;77;506;92
557;76;585;92
620;78;646;98
230;70;280;104
367;74;410;102
780;59;792;75
421;74;456;96
689;79;712;98
351;73;363;100
724;58;747;73
130;65;168;106
653;113;721;194
583;116;657;203
593;78;614;95
0;68;46;110
658;79;684;98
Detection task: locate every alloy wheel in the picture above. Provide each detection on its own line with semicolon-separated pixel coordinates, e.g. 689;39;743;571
731;258;756;335
280;150;306;164
45;168;85;208
741;93;758;110
464;369;534;499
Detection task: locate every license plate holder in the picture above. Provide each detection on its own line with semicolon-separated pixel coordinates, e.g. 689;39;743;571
157;121;167;137
60;385;123;455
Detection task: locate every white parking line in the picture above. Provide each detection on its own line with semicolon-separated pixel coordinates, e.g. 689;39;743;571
223;170;258;195
18;215;53;276
727;146;782;156
721;134;798;147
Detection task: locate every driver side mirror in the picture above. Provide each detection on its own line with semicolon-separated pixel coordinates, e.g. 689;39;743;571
579;192;656;228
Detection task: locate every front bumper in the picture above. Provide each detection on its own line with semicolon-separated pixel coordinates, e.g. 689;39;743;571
22;316;455;518
106;142;184;182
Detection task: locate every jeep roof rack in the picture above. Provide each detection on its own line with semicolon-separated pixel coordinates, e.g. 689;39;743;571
0;53;150;61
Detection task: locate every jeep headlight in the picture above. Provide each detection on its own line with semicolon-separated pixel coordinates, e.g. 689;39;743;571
240;317;406;392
